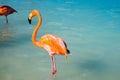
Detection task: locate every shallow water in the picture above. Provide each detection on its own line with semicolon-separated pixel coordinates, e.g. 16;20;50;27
0;0;120;80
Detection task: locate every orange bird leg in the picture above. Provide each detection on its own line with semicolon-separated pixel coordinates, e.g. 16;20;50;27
5;16;8;23
50;55;57;75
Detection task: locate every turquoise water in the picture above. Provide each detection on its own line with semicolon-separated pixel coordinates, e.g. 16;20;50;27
0;0;120;80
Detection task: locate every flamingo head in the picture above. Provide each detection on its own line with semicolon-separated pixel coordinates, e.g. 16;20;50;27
28;9;40;24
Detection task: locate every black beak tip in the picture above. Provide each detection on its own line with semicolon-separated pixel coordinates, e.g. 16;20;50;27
28;18;31;24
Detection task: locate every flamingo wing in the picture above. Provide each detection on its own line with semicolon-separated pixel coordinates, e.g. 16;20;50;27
39;34;68;55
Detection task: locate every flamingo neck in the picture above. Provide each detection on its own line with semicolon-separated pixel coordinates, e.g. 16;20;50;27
32;13;42;47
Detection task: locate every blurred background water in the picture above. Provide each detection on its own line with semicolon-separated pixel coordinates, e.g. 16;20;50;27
0;0;120;80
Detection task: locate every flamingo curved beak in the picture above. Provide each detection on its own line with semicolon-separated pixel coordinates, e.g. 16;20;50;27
28;18;31;24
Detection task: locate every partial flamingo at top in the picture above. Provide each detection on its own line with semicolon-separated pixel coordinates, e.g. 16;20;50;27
0;5;17;23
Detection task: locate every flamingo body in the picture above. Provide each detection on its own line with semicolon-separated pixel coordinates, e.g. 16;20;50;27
39;34;70;56
28;10;70;75
0;5;17;23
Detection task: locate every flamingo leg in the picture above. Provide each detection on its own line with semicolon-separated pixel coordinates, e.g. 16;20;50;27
53;56;57;73
5;16;8;23
50;55;57;75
